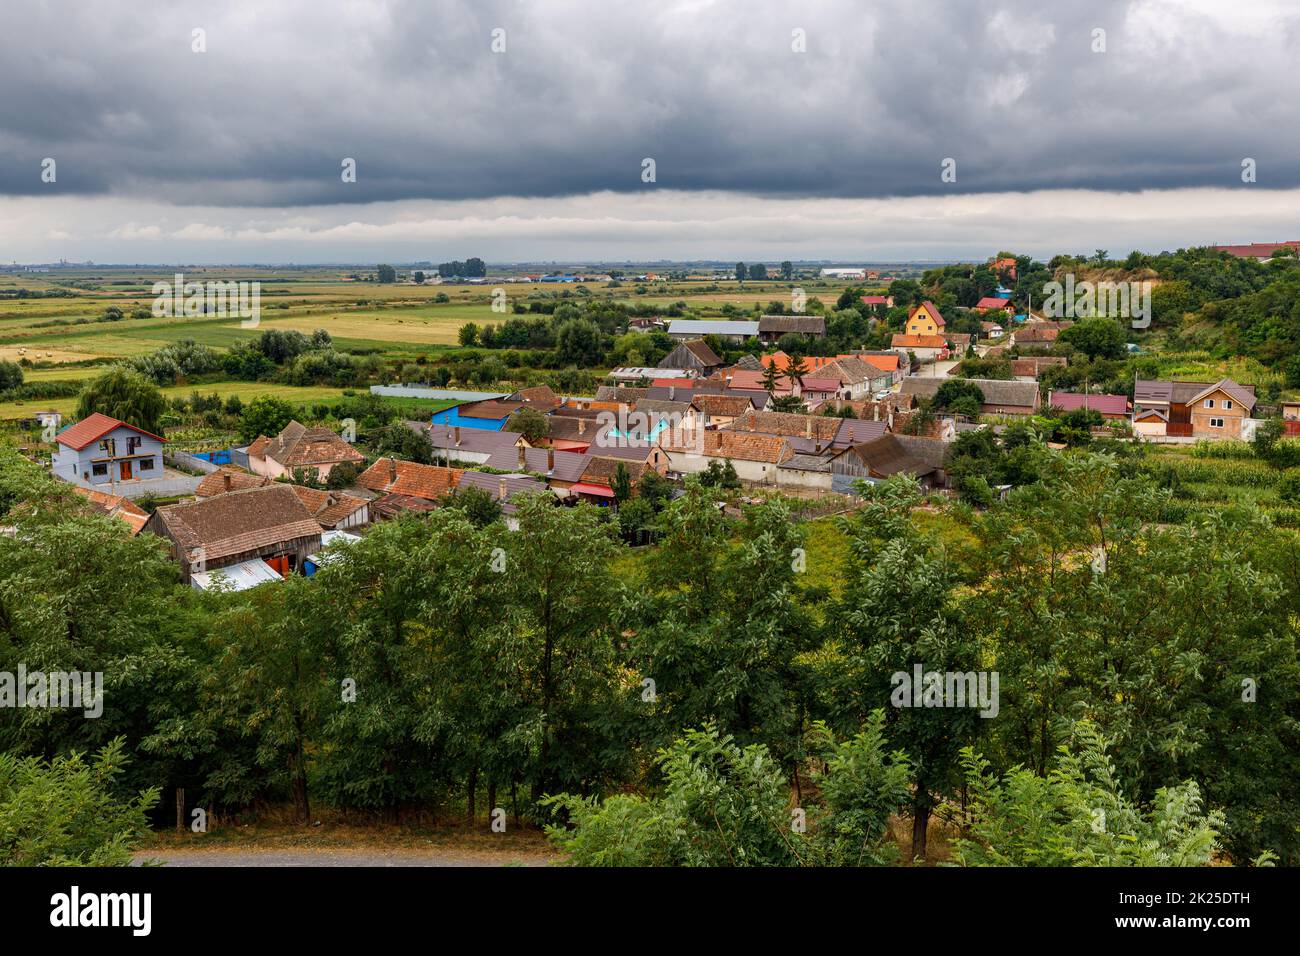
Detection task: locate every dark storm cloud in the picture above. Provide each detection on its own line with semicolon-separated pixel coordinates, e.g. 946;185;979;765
1;0;1298;205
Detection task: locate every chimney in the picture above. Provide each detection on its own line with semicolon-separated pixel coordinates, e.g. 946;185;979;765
547;449;555;474
454;426;461;446
518;445;527;470
805;418;812;439
578;418;586;436
388;458;397;483
223;473;231;491
669;386;676;401
498;478;507;500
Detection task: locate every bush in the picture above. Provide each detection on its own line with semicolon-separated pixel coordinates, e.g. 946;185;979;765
0;739;159;866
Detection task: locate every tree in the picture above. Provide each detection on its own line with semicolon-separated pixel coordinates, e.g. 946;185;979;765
735;262;746;283
932;378;985;418
505;406;549;444
413;271;426;284
611;462;632;505
812;477;984;860
441;485;503;528
376;264;397;283
371;422;434;463
0;360;22;391
77;367;166;434
458;323;479;347
1059;317;1127;360
784;353;808;393
555;318;603;367
770;395;808;413
748;263;768;280
239;395;296;443
781;261;794;280
760;360;781;398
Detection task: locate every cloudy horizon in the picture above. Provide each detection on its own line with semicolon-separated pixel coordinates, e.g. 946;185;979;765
3;0;1299;264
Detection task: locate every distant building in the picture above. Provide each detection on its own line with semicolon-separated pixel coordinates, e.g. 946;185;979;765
1211;241;1300;259
757;314;827;344
665;319;759;343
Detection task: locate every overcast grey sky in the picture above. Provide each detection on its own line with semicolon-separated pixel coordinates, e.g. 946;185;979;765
2;0;1298;263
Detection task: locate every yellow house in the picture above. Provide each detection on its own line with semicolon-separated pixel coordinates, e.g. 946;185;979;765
905;301;946;337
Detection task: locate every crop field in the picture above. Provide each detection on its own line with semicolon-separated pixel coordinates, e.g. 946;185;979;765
0;268;874;420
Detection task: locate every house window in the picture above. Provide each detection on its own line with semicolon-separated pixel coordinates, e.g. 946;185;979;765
1224;400;1233;410
139;458;155;472
1204;398;1214;408
91;462;108;477
1210;417;1224;428
99;438;116;455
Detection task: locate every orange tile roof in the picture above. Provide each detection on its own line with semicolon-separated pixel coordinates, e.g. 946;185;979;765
356;458;463;501
72;486;149;535
891;334;949;349
196;467;272;497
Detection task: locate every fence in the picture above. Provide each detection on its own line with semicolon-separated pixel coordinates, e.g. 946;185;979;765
166;450;221;475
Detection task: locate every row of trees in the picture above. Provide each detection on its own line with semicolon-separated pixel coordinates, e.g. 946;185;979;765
0;444;1295;865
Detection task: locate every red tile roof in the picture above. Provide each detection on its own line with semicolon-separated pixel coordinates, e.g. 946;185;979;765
56;413;164;451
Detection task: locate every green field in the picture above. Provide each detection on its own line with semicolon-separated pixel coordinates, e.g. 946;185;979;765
0;268;874;420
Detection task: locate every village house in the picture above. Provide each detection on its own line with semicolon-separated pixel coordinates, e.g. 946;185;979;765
973;297;1012;314
1011;356;1069;381
247;420;365;481
430;398;524;432
723;408;886;451
484;444;592;496
1047;391;1130;421
981;320;1005;338
144;483;324;585
660;430;795;485
355;457;464;519
657;339;724;375
830;433;951;489
900;377;1041;416
51;413;166;491
666;319;760;343
454;471;550;527
423;423;528;465
859;295;894;309
757;314;827;344
71;486;150;535
890;333;949;361
725;369;840;404
689;393;756;429
1132;378;1257;439
904;301;946;337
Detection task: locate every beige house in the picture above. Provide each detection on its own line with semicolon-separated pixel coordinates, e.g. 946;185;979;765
247;421;366;481
1186;380;1256;440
